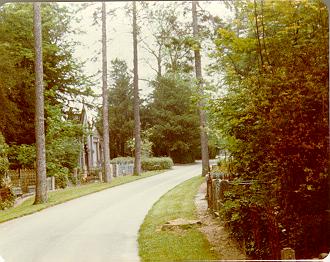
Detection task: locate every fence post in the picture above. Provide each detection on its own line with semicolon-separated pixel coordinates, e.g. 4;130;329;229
219;180;230;202
281;247;295;260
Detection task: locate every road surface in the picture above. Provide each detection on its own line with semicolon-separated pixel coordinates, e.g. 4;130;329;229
0;163;201;262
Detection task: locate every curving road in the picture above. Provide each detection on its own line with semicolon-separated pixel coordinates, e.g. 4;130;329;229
0;163;201;262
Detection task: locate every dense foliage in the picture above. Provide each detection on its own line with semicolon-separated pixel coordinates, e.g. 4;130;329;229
0;3;90;146
96;59;134;158
209;0;329;259
0;3;90;182
0;133;15;209
148;74;200;163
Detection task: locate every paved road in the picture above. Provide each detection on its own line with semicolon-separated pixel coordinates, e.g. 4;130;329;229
0;163;201;262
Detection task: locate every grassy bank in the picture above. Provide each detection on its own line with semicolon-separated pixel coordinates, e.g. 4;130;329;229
0;170;164;224
138;176;218;261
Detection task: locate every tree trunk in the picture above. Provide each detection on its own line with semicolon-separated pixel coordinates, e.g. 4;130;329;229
33;2;47;204
133;1;141;176
192;1;210;176
102;2;111;182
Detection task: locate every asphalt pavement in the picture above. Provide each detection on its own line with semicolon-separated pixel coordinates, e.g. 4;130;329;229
0;163;201;262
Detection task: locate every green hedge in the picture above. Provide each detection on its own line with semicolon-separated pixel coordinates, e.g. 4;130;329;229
110;157;173;171
141;157;173;171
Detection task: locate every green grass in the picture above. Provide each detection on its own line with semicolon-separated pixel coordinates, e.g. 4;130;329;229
138;176;219;261
0;170;164;224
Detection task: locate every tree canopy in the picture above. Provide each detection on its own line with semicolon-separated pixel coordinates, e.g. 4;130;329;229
0;3;91;146
148;74;200;163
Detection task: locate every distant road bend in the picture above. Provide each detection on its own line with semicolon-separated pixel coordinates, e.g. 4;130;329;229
0;163;201;262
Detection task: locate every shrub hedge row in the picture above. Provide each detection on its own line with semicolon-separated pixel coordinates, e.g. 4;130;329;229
141;157;173;171
110;157;173;171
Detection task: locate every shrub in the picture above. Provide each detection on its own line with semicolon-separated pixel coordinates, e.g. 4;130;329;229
141;157;173;171
53;168;69;189
0;187;15;210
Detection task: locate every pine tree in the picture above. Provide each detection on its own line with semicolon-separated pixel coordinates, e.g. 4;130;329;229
33;2;47;204
132;1;142;176
192;1;209;176
102;2;111;182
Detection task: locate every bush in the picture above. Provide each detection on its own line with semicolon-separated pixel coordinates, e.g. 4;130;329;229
141;157;173;171
0;187;15;210
54;170;69;189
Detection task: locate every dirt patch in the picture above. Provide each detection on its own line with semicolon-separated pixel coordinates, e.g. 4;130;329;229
161;218;202;231
195;182;247;260
157;218;202;235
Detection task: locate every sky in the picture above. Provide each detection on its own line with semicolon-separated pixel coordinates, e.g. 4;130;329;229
59;1;232;118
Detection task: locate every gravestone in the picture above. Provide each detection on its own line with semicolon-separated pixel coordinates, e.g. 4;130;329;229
46;177;55;191
27;185;36;194
98;171;103;182
11;187;23;197
73;168;78;184
281;247;295;260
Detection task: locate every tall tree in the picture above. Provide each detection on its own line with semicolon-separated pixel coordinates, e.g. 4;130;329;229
102;2;111;182
140;2;194;77
192;1;209;176
0;3;92;146
149;74;200;163
108;59;134;158
132;1;141;175
95;59;134;158
33;2;47;204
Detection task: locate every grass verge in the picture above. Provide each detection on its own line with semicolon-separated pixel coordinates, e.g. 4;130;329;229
0;170;164;224
138;176;218;261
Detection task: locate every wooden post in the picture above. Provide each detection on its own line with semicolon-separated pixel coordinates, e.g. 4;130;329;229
281;247;295;260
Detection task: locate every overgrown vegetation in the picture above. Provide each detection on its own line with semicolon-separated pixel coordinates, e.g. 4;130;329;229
0;3;92;189
138;176;218;261
209;0;329;259
0;133;15;210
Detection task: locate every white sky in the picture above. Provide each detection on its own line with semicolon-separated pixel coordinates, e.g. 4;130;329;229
59;1;232;117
